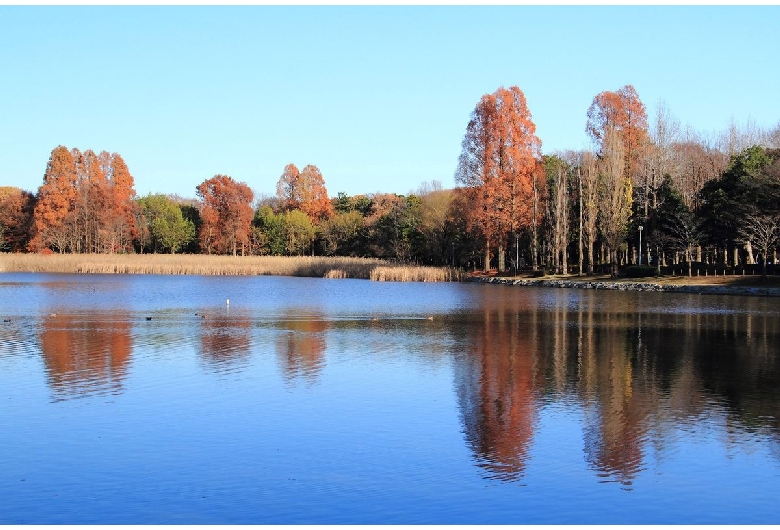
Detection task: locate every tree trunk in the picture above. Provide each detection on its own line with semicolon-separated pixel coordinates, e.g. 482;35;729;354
587;241;594;275
561;247;568;276
578;168;583;276
745;241;755;264
687;247;692;277
610;248;618;278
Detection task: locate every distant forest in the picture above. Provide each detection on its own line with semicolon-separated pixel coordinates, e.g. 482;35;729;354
1;84;779;277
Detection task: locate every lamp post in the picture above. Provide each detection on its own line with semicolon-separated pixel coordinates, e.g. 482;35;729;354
451;241;455;268
638;225;644;265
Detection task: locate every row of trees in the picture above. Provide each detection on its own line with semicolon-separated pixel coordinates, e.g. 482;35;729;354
454;84;780;277
2;86;779;277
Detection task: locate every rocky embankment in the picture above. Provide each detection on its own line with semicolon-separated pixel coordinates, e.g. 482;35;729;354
471;276;780;297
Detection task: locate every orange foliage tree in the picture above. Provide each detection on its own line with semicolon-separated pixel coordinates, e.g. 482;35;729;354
586;84;648;183
455;86;544;272
29;146;138;253
196;174;254;256
73;148;109;253
30;146;79;252
103;152;139;252
0;187;36;252
276;163;333;223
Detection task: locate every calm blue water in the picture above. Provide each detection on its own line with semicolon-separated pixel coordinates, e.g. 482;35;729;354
1;272;779;524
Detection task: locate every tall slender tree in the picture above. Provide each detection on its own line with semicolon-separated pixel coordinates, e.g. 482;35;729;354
105;153;139;253
455;86;543;272
545;155;569;274
30;146;78;252
598;128;634;277
586;84;648;184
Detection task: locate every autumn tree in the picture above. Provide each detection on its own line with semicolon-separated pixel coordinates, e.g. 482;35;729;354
570;151;600;275
103;153;139;253
30;146;79;252
28;145;139;254
544;155;570;275
455;86;543;272
586;84;648;186
0;187;35;252
72;148;110;253
670;135;727;211
276;163;333;223
598;128;634;277
276;164;301;211
196;175;254;256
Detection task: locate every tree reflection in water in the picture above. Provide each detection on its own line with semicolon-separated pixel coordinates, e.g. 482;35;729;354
454;287;780;486
275;314;327;385
198;315;251;374
39;312;133;401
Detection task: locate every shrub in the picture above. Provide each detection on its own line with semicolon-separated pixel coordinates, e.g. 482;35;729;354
624;265;657;278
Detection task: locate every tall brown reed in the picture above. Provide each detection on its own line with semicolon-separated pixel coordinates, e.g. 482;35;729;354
0;253;464;282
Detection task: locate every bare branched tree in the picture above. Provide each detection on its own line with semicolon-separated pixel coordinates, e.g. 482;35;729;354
737;211;780;278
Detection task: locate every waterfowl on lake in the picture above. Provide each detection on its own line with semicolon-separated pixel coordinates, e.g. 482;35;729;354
2;318;10;323
146;317;152;321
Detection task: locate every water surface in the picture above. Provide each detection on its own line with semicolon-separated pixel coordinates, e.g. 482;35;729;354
1;273;779;523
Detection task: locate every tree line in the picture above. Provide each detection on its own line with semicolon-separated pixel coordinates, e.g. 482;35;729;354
1;84;779;277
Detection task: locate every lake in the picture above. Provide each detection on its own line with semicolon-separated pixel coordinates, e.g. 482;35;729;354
1;272;779;524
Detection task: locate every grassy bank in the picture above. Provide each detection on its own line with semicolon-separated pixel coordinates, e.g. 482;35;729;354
467;270;780;297
0;253;465;282
468;270;780;288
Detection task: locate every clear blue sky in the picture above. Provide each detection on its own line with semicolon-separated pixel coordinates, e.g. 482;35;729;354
2;5;778;200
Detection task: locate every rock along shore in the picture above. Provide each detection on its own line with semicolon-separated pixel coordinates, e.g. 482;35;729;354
469;276;780;297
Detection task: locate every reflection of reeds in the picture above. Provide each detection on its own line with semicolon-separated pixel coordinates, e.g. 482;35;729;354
0;254;463;282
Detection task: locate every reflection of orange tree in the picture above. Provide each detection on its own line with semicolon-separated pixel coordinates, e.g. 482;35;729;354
40;313;132;400
275;317;327;385
199;316;251;370
456;306;542;482
578;309;656;489
456;288;780;486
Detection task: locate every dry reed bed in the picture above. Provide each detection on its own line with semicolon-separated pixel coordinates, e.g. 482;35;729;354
369;266;465;282
0;253;463;282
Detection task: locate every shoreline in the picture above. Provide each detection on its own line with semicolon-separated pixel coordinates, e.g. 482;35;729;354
2;253;779;295
469;274;780;297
